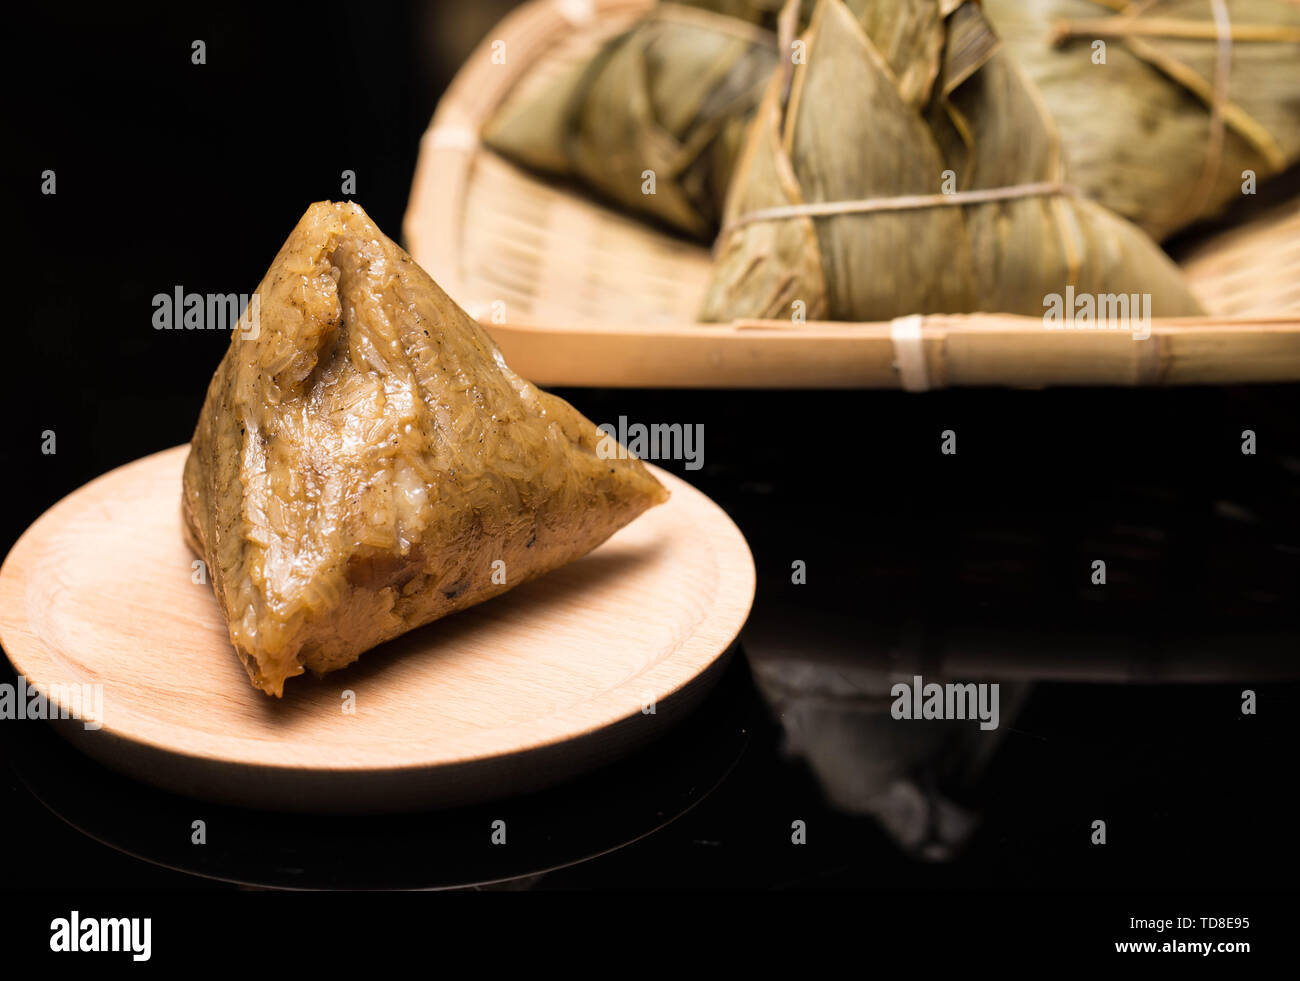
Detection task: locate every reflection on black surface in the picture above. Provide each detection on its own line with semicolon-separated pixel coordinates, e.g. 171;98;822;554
752;656;1029;860
547;383;1300;884
747;633;1300;863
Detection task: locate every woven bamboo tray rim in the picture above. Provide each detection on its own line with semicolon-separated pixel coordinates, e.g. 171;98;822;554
404;0;1300;388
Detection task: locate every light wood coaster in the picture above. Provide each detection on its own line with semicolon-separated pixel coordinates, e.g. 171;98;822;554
0;445;754;812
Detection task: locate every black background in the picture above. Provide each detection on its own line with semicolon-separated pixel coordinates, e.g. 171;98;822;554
5;0;1299;958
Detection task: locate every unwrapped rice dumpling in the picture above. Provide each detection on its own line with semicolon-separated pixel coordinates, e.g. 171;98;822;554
700;0;1206;323
482;3;780;239
183;201;668;696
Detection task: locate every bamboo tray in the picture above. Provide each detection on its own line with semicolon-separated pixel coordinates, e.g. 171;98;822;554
404;0;1300;389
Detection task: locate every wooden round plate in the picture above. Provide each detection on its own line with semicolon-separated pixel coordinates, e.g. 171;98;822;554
0;446;754;813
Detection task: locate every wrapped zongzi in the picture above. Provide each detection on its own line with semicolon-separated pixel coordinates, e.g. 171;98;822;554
700;0;1206;323
482;3;780;239
984;0;1300;241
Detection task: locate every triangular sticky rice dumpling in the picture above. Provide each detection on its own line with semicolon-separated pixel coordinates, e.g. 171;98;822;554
482;3;779;239
697;0;1300;243
984;0;1300;242
700;0;1206;323
183;201;668;696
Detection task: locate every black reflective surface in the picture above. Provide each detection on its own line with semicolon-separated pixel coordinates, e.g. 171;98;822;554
4;383;1298;893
